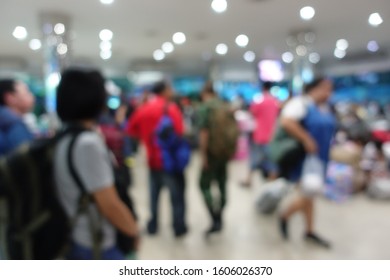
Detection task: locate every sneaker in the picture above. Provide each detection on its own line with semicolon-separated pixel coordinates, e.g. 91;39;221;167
279;217;288;240
305;233;331;249
174;228;188;238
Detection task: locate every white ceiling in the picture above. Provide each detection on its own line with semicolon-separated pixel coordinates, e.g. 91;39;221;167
0;0;389;76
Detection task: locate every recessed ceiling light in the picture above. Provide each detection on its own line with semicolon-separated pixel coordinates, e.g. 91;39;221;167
235;34;249;48
153;49;165;61
162;42;174;53
334;48;346;59
216;43;228;55
296;45;307;56
300;6;315;21
13;26;28;40
367;41;379;52
309;53;321;64
100;41;112;51
369;13;383;26
211;0;227;13
282;52;294;63
244;51;256;62
57;43;68;55
100;0;114;5
100;50;112;60
99;29;113;41
172;32;186;45
54;23;65;35
336;39;349;51
29;39;42;51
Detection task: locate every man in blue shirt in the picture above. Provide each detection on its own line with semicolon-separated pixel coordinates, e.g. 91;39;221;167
0;79;35;156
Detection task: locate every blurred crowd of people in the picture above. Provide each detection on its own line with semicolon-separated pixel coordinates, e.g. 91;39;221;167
0;68;389;260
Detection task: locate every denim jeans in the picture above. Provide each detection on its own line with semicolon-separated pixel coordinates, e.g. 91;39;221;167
148;170;187;235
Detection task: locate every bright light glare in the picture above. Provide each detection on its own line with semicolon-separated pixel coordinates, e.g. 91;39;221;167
296;45;307;56
211;0;227;13
162;42;174;53
153;49;165;61
282;52;294;63
369;13;383;26
29;39;42;51
215;43;228;55
300;6;315;20
172;32;186;45
13;26;28;40
100;50;112;60
99;29;113;41
236;34;249;47
336;39;349;50
367;41;379;52
334;48;346;59
57;43;68;55
54;23;65;35
100;0;114;4
309;52;321;64
244;51;256;62
100;41;112;51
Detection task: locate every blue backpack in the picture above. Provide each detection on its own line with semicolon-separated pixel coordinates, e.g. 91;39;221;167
155;103;191;173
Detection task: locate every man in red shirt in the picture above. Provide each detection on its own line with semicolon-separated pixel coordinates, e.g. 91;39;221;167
242;81;280;187
127;81;187;237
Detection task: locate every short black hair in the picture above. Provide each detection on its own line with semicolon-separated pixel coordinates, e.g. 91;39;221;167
202;81;216;95
304;77;326;94
262;81;273;91
0;79;16;105
56;68;107;122
151;80;168;95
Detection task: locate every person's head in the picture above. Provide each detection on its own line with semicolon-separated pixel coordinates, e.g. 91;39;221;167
56;68;107;124
200;81;216;102
304;77;333;104
262;81;273;93
151;80;174;99
0;79;35;115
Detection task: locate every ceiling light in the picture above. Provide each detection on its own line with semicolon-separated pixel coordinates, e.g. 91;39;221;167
334;48;346;59
244;51;256;62
153;49;165;61
336;39;349;50
211;0;227;13
172;32;186;45
215;43;228;55
296;45;307;56
54;23;65;35
100;41;112;51
100;50;112;60
29;39;42;51
57;43;68;55
300;6;315;21
369;13;383;26
12;26;28;40
309;52;320;64
367;41;379;52
162;42;174;53
282;52;294;63
100;0;114;4
99;29;113;41
235;34;249;48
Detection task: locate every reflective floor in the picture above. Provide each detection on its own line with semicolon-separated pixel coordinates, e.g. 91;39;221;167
131;149;390;260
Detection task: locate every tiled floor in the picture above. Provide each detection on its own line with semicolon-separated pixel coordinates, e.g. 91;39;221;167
130;150;390;260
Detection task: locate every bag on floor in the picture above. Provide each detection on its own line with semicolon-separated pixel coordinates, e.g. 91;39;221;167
255;178;289;214
301;155;325;197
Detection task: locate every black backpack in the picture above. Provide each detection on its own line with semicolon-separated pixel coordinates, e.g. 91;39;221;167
0;128;92;259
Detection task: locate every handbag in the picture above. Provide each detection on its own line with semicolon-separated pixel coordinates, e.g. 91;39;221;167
301;155;325;196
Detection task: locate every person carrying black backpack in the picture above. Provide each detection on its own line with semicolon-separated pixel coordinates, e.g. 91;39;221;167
53;69;139;259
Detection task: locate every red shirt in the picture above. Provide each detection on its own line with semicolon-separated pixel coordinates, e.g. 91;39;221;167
250;93;280;144
127;96;184;170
